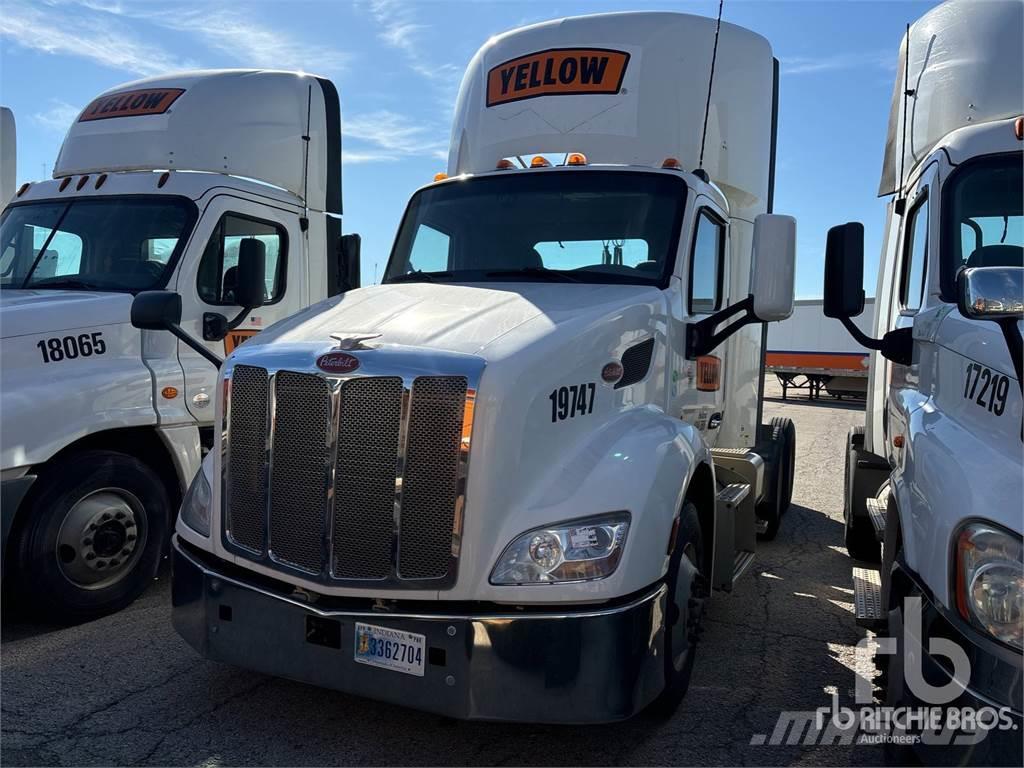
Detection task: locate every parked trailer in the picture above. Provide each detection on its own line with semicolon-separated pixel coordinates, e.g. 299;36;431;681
135;11;800;721
824;1;1022;762
0;70;360;621
766;298;873;400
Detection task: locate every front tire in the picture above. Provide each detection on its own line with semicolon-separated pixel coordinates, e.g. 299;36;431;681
647;501;706;717
12;450;169;622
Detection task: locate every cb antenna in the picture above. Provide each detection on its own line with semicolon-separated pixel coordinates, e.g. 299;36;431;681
897;22;911;210
696;0;725;182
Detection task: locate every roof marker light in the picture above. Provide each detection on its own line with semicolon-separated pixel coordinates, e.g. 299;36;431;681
566;152;588;166
16;182;29;197
157;171;170;188
95;173;108;190
59;177;72;192
434;172;448;182
1015;116;1023;140
76;175;90;190
661;157;683;170
530;156;551;168
496;159;516;170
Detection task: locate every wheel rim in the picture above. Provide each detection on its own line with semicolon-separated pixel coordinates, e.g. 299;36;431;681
56;488;147;590
670;542;700;672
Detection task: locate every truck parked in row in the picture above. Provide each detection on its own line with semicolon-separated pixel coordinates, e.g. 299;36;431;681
0;70;360;620
825;0;1022;761
134;11;799;721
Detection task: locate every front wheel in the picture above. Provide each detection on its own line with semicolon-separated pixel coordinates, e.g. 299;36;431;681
647;501;706;717
12;450;169;622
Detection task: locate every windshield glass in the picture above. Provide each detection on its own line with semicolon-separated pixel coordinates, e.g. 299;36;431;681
384;171;687;286
943;153;1023;294
0;197;195;291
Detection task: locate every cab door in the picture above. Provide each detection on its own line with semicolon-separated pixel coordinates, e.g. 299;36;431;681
672;198;728;446
173;195;305;422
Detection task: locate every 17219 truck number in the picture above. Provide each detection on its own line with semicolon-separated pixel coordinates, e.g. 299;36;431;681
36;332;107;364
963;362;1009;416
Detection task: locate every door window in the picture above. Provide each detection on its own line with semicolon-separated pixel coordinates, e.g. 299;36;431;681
900;195;929;311
197;213;286;305
689;210;724;313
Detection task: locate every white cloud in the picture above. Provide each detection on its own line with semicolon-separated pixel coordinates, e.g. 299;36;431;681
344;109;447;163
781;51;895;76
32;100;81;134
361;0;462;90
0;1;195;76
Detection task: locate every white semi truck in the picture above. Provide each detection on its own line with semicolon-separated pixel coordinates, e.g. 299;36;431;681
824;1;1022;761
136;11;798;721
0;70;360;620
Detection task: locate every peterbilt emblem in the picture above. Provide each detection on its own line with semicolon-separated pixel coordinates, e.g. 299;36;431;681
317;352;360;374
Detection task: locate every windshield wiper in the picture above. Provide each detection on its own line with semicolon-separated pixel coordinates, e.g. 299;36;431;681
28;278;111;292
484;267;585;283
385;270;454;283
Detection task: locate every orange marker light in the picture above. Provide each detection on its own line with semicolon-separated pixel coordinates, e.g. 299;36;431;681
59;177;72;192
1015;116;1023;140
161;386;179;399
95;173;107;190
433;172;448;182
661;157;683;170
696;355;721;391
530;155;551;168
16;182;30;197
496;158;516;170
893;435;904;448
157;171;170;188
566;152;588;166
76;175;90;190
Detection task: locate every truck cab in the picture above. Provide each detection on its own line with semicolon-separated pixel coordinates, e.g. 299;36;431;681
0;70;359;620
152;12;798;722
824;1;1022;760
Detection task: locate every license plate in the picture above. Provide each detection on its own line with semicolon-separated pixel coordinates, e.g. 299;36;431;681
353;622;426;677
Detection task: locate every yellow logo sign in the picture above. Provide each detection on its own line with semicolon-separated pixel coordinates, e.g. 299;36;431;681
486;48;630;107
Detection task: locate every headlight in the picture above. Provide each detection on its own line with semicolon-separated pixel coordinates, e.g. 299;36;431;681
179;464;212;536
490;513;629;585
955;522;1023;650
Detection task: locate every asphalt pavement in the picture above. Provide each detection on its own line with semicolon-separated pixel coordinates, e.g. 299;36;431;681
1;378;883;766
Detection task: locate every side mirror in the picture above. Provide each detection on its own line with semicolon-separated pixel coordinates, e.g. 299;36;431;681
339;233;361;292
823;222;866;318
131;290;182;330
958;266;1024;320
750;213;796;322
234;238;266;310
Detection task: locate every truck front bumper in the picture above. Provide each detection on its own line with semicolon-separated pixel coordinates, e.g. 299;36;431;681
172;537;668;723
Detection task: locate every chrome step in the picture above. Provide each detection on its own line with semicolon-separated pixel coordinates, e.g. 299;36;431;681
733;549;756;583
866;498;886;541
755;518;768;535
717;482;751;507
853;566;886;628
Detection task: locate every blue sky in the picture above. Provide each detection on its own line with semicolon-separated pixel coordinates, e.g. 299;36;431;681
1;0;937;296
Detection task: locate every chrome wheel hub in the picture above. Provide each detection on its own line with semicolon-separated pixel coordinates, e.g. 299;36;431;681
56;489;146;589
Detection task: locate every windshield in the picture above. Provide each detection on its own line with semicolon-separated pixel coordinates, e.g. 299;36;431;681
384;171;687;286
0;197;195;292
943;152;1023;295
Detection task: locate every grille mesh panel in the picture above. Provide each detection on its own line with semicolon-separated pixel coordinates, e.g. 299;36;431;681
268;371;331;573
331;377;403;578
226;365;268;551
398;376;468;579
616;338;656;389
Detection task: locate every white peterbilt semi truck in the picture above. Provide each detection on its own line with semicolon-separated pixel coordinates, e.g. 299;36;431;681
136;12;798;721
0;70;360;620
824;1;1022;761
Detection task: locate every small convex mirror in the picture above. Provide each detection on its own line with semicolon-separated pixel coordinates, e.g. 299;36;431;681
958;266;1024;319
750;214;796;322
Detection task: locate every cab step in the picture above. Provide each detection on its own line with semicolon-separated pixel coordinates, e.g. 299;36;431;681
733;550;756;582
716;482;751;507
866;498;886;541
853;566;886;629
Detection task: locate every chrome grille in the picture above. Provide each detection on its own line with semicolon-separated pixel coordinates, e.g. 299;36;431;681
222;360;475;589
226;365;268;552
268;372;331;573
331;377;403;579
399;377;468;579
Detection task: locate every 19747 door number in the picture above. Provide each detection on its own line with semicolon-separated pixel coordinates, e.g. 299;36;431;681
36;332;106;363
963;362;1009;416
550;383;596;422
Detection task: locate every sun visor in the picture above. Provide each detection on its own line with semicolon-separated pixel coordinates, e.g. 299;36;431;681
53;69;341;214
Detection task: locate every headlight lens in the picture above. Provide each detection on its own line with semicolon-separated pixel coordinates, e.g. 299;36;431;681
490;514;629;585
956;522;1023;649
179;464;212;536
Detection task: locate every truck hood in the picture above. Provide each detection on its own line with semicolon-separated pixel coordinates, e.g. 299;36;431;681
249;281;663;359
0;290;134;339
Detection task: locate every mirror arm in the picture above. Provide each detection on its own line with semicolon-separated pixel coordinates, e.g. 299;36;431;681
225;306;252;334
686;295;758;359
837;316;913;366
165;322;223;368
997;318;1024;396
838;315;883;350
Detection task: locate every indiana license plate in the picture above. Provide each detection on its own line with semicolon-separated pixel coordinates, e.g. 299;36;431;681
353;622;426;677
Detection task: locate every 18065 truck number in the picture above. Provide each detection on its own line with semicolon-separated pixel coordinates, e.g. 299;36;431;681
36;332;106;363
